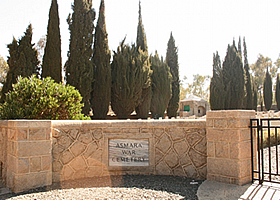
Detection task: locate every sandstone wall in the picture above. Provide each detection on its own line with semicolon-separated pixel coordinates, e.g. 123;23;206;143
6;121;52;193
206;110;255;185
51;120;207;182
0;121;8;184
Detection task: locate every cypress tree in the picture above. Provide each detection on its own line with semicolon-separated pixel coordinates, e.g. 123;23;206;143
253;84;258;111
18;24;40;78
210;51;225;110
42;0;62;83
111;39;146;119
1;24;39;103
150;52;172;118
166;32;179;118
65;0;95;115
135;1;152;119
222;41;244;109
90;0;111;119
263;68;272;110
238;36;242;60
243;37;253;109
276;73;280;110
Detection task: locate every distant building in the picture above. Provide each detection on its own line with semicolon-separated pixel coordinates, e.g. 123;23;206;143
179;95;210;118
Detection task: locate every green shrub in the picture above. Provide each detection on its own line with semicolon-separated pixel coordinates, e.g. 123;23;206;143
0;75;90;120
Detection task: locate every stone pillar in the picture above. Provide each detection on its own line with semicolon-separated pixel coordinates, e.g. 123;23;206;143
206;110;255;185
6;121;52;193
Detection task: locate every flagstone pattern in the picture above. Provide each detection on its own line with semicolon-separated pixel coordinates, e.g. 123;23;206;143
51;120;207;182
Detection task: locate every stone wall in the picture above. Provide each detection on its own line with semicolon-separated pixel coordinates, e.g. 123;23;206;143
51;120;207;183
0;111;256;193
0;121;8;184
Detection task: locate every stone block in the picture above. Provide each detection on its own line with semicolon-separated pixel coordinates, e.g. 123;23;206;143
207;158;239;178
70;156;87;171
86;166;103;177
186;133;203;146
214;119;227;128
13;171;52;193
156;161;171;175
239;141;251;159
207;142;215;157
62;165;74;181
92;129;102;140
61;150;74;165
174;140;189;156
103;128;122;133
53;160;63;172
7;155;16;173
156;134;171;154
141;128;153;133
30;157;41;172
215;142;229;158
240;129;251;141
16;129;28;141
7;141;16;156
78;131;93;144
122;128;140;134
42;156;51;171
194;136;207;154
164;149;179;169
189;148;207;168
239;159;251;178
29;129;49;140
17;141;51;157
17;158;29;174
7;129;16;140
83;141;98;158
70;141;87;157
169;128;185;141
183;164;198;178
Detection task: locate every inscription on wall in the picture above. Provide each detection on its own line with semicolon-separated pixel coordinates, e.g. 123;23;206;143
109;139;149;166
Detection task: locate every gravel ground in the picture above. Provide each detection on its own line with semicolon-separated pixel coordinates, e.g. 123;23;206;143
0;175;203;200
261;145;280;182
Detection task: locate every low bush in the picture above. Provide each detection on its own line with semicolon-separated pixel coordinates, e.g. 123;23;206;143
0;75;90;120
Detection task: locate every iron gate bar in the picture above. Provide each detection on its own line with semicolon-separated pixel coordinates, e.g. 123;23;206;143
250;118;280;184
277;127;279;175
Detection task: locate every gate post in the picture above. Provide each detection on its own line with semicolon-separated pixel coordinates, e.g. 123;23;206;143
6;120;52;193
206;110;255;185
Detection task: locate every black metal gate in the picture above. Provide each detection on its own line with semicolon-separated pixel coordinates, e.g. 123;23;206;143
251;118;280;184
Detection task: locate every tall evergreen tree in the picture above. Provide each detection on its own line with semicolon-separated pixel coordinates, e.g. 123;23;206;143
65;0;95;115
150;52;172;118
166;32;179;118
135;1;152;119
222;41;244;109
238;36;242;60
243;37;253;109
210;51;225;110
253;84;258;111
90;0;111;119
42;0;62;83
263;67;272;110
111;39;147;119
1;24;39;103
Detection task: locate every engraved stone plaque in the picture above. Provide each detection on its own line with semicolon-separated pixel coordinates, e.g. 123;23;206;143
109;139;149;166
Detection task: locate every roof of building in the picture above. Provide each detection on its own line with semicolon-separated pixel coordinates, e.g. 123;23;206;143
181;95;207;102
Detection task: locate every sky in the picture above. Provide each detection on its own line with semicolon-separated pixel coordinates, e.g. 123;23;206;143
1;0;280;84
